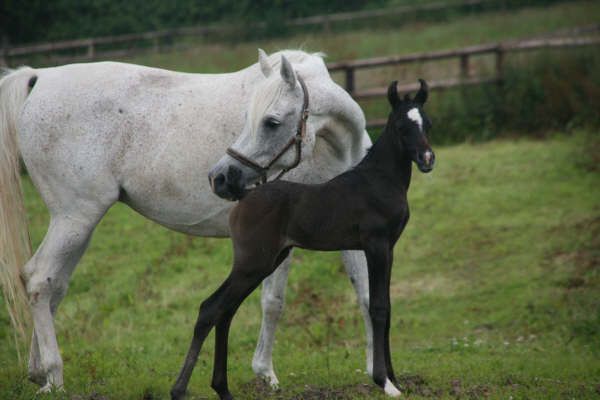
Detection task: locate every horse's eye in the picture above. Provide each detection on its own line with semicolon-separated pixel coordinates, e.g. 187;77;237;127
264;118;280;128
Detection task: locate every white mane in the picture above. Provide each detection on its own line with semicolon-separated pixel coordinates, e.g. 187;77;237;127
247;50;327;133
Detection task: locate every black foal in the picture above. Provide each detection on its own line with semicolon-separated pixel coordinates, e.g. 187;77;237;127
171;79;435;400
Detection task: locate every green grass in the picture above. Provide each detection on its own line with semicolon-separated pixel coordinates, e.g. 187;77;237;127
1;132;598;399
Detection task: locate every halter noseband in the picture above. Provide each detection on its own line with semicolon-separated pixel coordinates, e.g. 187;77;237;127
226;75;309;185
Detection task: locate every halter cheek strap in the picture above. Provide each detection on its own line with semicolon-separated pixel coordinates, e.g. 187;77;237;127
226;75;310;184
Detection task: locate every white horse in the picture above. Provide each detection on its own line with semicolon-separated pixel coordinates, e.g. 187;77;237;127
0;50;379;394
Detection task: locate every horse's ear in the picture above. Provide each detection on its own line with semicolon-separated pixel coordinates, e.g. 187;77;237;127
258;48;273;78
387;81;400;108
414;78;428;105
280;55;297;88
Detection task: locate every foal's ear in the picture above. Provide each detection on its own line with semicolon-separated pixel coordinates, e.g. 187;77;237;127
414;78;428;105
280;55;297;88
387;81;400;108
258;48;273;78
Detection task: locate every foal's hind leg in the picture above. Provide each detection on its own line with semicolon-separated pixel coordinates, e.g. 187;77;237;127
171;279;233;400
23;213;101;391
212;249;288;400
252;251;293;388
172;269;280;399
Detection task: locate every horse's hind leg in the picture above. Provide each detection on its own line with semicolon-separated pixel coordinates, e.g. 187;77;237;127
252;250;293;388
341;250;374;376
23;210;106;391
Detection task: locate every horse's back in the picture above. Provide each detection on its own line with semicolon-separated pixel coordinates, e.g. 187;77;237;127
16;61;244;226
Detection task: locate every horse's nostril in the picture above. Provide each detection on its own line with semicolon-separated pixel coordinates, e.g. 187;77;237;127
227;165;242;181
213;173;226;191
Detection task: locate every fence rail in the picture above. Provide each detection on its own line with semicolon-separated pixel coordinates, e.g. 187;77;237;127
1;0;494;65
327;34;600;129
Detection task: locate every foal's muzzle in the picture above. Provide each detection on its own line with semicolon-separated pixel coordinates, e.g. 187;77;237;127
208;165;246;201
416;150;435;173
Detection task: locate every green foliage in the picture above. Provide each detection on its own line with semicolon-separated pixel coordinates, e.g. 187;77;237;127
1;0;386;45
427;50;600;144
1;0;573;45
1;133;599;399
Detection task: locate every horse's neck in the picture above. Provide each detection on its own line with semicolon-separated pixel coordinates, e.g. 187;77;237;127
358;122;412;190
307;79;368;166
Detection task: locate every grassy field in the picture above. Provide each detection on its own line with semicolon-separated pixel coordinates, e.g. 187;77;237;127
1;131;598;399
2;2;599;398
119;0;600;140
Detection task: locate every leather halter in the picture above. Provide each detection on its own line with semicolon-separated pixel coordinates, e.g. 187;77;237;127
226;75;309;184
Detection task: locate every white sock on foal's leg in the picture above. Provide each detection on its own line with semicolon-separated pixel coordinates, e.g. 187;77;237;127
384;378;402;397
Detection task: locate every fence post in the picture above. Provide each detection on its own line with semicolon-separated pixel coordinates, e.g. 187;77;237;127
87;39;95;59
345;66;355;95
0;36;8;67
460;54;471;79
322;16;332;34
495;46;504;85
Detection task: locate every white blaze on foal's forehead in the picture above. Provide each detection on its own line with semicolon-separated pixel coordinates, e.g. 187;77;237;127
407;108;423;131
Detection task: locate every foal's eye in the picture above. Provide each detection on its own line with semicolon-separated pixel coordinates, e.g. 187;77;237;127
264;117;281;129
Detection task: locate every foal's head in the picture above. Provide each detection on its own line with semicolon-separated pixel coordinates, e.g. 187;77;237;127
386;79;435;173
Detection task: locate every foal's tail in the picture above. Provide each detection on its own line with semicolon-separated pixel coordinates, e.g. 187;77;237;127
0;67;36;342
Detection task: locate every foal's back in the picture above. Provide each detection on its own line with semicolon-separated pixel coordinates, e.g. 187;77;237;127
230;169;404;253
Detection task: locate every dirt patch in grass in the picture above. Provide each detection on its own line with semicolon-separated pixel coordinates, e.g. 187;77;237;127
397;374;441;397
241;374;448;399
240;378;380;400
289;383;378;400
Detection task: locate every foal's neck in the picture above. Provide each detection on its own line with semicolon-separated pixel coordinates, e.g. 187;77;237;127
357;120;412;190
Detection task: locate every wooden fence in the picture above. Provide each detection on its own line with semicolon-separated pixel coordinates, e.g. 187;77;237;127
327;33;600;129
1;0;493;66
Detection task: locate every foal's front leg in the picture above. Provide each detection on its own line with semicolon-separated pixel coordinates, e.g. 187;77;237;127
364;240;401;397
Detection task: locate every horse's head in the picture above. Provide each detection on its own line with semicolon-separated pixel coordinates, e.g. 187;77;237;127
209;49;313;200
387;79;435;173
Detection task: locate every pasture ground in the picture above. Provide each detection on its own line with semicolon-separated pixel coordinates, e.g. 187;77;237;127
1;131;598;399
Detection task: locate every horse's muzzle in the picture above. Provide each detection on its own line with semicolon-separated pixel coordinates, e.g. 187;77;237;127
416;150;435;173
208;165;246;201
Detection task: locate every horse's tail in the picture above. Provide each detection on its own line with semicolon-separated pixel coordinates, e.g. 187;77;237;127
0;67;36;342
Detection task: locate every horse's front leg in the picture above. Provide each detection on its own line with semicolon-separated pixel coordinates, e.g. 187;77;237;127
363;240;401;398
341;250;374;377
252;251;293;388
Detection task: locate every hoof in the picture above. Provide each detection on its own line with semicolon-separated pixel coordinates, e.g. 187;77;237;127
28;371;46;387
170;388;186;400
37;383;64;394
262;373;279;391
383;378;402;397
254;367;279;390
